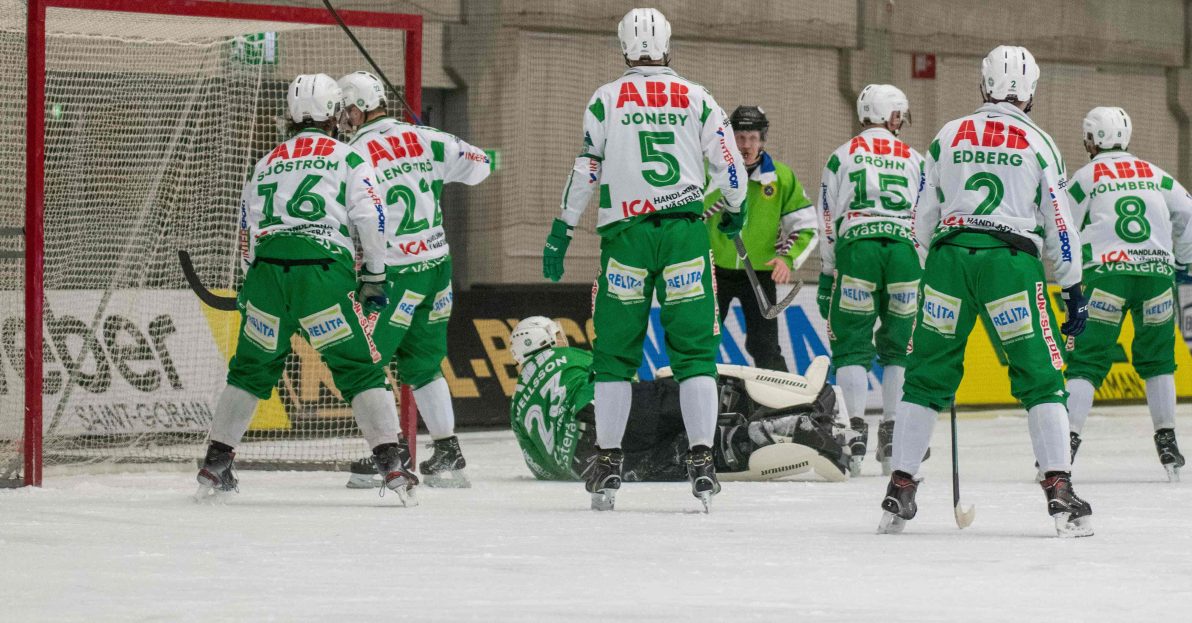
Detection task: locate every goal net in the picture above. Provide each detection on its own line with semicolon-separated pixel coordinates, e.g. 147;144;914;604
1;0;421;485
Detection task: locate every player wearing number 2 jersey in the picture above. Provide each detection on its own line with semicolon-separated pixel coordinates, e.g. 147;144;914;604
1064;106;1192;480
197;74;415;502
338;71;491;488
816;84;923;476
879;47;1094;537
543;8;747;511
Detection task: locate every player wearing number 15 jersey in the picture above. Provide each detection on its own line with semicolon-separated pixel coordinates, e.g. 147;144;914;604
879;46;1094;537
816;84;923;477
543;8;747;511
1064;106;1192;481
338;71;491;488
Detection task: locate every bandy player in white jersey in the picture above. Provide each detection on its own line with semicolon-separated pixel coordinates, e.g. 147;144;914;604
337;71;491;488
879;46;1094;537
816;84;924;476
1064;106;1192;481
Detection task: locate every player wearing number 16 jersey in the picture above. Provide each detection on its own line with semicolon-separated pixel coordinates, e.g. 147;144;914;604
879;46;1094;537
816;84;923;476
543;8;747;511
338;71;491;488
197;74;415;502
1064;106;1192;481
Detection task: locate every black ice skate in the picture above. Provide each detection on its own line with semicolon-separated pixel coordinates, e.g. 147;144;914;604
585;448;623;511
345;455;381;489
1154;428;1185;482
1040;471;1093;537
686;445;721;513
372;441;419;506
195;443;238;500
876;420;894;476
877;470;918;534
848;417;869;477
419;436;470;488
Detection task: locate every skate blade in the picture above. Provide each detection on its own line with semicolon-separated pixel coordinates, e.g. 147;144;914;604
1053;513;1094;538
346;474;382;489
877;511;906;534
848;456;864;477
422;470;472;489
590;490;616;511
193;483;234;503
1165;464;1181;483
697;491;712;514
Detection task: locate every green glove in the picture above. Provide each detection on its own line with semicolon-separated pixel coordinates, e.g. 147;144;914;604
716;199;748;238
543;218;573;282
816;273;833;319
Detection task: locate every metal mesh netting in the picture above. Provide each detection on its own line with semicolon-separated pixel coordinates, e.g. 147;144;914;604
0;1;415;477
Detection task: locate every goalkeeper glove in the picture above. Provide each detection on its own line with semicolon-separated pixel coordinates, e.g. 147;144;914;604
816;273;833;320
716;199;748;238
356;271;388;314
1060;283;1088;337
543;218;573;282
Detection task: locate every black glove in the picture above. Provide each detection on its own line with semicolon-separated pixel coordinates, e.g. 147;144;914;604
1060;283;1088;337
356;271;388;314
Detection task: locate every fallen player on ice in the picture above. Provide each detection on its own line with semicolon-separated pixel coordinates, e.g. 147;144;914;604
506;317;853;484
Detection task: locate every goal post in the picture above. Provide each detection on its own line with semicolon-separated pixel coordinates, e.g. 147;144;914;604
7;0;423;486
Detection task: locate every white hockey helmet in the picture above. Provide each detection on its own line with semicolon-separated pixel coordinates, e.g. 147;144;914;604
510;316;563;365
287;73;342;123
338;71;386;113
856;84;910;128
618;8;671;62
980;45;1040;104
1083;106;1132;150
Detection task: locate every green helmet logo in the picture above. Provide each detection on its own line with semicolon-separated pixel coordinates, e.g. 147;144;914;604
1098;130;1105;138
524;338;532;347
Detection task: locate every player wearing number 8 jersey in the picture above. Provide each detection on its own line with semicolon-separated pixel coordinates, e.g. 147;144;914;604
1064;106;1192;480
879;46;1094;537
338;71;491;487
197;74;416;501
543;8;747;511
817;84;924;476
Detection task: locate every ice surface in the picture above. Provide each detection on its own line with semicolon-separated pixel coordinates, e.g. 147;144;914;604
3;406;1191;622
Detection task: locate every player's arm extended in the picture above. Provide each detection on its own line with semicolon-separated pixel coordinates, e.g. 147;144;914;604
1164;174;1192;266
1038;153;1082;288
559;93;608;228
700;94;747;210
436;130;492;187
344;150;389;275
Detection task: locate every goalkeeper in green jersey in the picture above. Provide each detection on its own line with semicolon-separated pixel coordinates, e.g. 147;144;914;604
507;317;852;483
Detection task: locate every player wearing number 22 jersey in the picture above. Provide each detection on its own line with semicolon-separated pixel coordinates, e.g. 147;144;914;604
880;46;1093;537
338;71;491;487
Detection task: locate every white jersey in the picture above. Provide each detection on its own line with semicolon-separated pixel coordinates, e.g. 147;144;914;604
239;129;387;274
817;127;924;275
915;102;1082;287
349;117;491;266
1067;151;1192;277
560;65;746;232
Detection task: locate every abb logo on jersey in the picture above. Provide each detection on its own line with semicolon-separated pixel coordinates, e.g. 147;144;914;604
951;120;1029;149
267;136;336;163
1093;160;1154;182
848;136;911;157
365;132;425;167
616;81;690;108
622;199;657;217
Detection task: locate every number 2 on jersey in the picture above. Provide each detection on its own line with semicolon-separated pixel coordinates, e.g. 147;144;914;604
965;172;1004;215
389;178;443;236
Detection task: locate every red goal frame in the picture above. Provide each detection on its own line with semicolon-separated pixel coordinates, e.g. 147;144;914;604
22;0;423;486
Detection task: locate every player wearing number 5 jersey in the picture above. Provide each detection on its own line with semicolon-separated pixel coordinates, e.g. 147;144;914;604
1064;107;1192;481
816;84;923;476
879;47;1094;537
544;8;747;511
338;71;491;488
196;74;416;502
